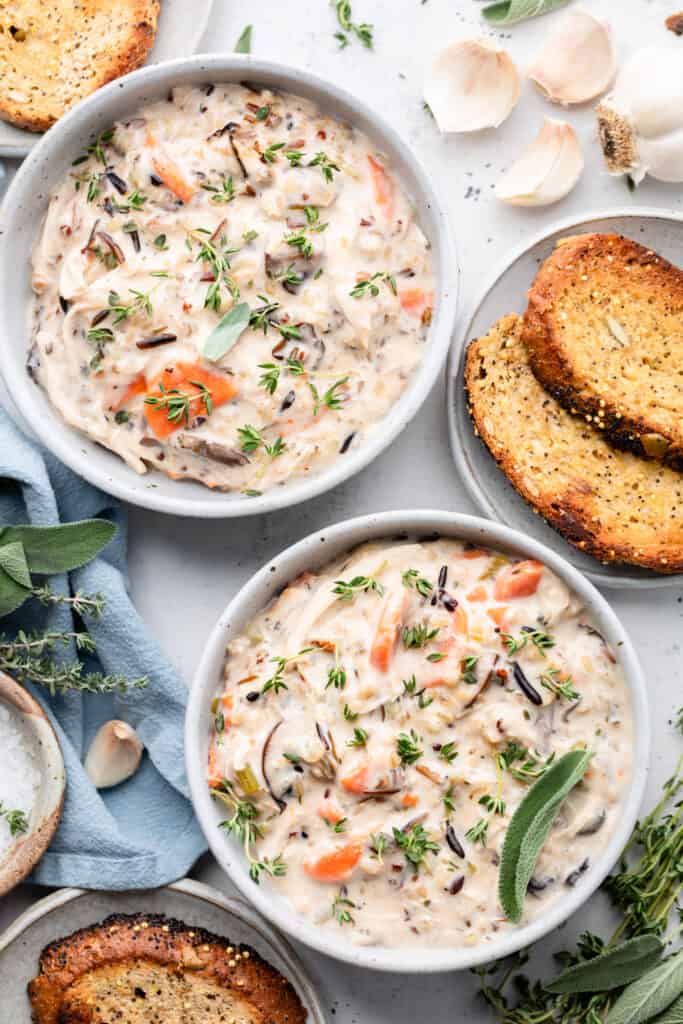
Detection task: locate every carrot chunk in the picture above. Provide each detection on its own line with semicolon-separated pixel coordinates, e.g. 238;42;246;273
462;548;489;560
317;798;345;825
304;841;362;883
370;589;408;671
151;154;197;204
207;740;222;788
144;363;238;440
493;560;544;601
488;606;508;630
341;765;370;794
467;585;488;602
399;288;433;316
401;792;419;808
367;154;395;220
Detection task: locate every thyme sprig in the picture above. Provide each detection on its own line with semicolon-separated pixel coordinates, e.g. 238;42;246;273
393;823;439;873
0;803;28;836
237;424;286;458
213;780;286;883
350;271;397;299
540;667;581;703
333;0;374;49
332;574;383;600
401;568;433;598
144;380;213;425
308;377;349;415
502;628;555;656
261;647;313;695
332;889;356;924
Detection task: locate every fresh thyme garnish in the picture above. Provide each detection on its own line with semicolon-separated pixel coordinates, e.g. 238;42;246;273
260;648;312;695
191;228;241;312
370;833;388;862
479;792;506;816
540;667;581;702
153;234;168;250
397;729;422;765
460;654;478;685
73;127;115;166
333;0;374;49
347;727;369;748
87;326;115;346
111;189;147;213
262;141;285;164
402;622;440;649
443;783;456;813
350;271;397;299
237;424;286;458
255;105;270;121
243;229;259;243
332;575;384;600
285;149;305;167
213;780;286;883
308;151;341;183
465;817;489;846
439;742;458;764
326;665;347;690
249;297;302;342
107;287;154;324
401;568;433;598
426;652;445;663
304;205;329;232
332;890;356;924
308;377;349;415
144;380;213;425
257;358;305;395
0;803;28;837
393;823;439;873
202;176;236;203
285;230;314;259
343;704;358;721
328;817;347;833
502;627;555;655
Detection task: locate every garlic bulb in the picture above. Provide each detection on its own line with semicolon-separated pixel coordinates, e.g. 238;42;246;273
84;720;143;789
597;46;683;183
496;118;583;206
424;38;520;133
528;7;616;105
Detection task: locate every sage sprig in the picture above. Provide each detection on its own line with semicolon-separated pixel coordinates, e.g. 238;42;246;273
202;301;251;361
499;748;592;922
653;994;683;1024
481;0;571;25
605;952;683;1024
547;936;665;995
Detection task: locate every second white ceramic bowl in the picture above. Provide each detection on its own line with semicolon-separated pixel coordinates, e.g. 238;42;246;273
0;56;458;518
186;509;650;973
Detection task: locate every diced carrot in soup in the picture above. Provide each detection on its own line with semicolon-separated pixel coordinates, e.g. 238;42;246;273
151;154;197;204
467;585;488;602
370;589;408;671
110;372;147;413
399;288;433;316
317;798;345;825
144;363;238;440
401;792;419;808
304;841;362;883
207;740;222;788
493;560;544;601
341;764;370;794
367;154;394;219
488;606;508;630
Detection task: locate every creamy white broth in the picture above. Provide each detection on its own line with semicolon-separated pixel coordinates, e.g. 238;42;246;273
30;84;434;493
208;540;633;950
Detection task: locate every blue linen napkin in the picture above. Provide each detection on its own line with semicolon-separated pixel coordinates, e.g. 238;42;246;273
0;408;207;889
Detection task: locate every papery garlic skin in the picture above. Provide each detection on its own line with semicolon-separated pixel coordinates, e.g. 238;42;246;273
496;118;583;206
84;719;143;789
596;47;683;183
528;6;616;105
424;38;520;133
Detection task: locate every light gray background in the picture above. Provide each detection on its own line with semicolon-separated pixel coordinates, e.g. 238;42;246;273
1;1;682;1020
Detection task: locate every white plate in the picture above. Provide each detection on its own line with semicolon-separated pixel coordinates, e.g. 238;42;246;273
0;0;214;158
0;878;326;1022
447;208;683;590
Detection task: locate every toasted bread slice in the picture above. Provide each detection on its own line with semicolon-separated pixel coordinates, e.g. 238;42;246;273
0;0;159;132
523;232;683;469
28;912;307;1024
465;314;683;573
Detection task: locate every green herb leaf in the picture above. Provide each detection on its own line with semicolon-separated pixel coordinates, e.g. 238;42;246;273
0;541;32;588
653;994;683;1024
0;520;116;574
605;952;683;1024
0;568;31;617
481;0;570;25
498;748;592;922
202;301;251;361
234;24;252;52
547;936;665;995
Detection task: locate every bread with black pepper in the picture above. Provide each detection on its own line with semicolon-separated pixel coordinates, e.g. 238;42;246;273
28;912;307;1024
522;232;683;469
465;313;683;573
0;0;159;132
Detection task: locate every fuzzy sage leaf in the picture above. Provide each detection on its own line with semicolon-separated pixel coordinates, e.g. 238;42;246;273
547;936;665;995
0;541;32;589
481;0;570;25
653;994;683;1024
0;569;31;618
499;748;592;922
202;302;251;361
605;951;683;1024
0;520;115;574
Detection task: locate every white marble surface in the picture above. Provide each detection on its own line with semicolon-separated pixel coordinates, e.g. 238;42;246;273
2;0;683;1020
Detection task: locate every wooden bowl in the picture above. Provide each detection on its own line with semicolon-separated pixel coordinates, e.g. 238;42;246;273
0;673;65;896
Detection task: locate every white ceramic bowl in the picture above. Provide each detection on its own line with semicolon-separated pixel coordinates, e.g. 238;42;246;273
186;509;650;973
0;56;458;519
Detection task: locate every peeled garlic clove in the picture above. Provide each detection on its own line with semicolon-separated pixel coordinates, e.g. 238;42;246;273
597;46;683;183
84;719;143;789
496;118;583;206
527;7;616;106
424;38;520;133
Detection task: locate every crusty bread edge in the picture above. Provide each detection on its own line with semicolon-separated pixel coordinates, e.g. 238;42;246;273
464;317;683;574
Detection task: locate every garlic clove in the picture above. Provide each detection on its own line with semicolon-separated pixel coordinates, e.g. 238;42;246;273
84;719;143;789
527;6;616;106
496;118;583;206
597;47;683;183
424;38;520;133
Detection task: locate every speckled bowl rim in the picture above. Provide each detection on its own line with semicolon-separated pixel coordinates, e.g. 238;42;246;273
0;54;458;519
0;673;65;897
186;509;650;973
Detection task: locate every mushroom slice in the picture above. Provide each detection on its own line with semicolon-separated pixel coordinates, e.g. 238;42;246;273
496;118;583;206
527;7;616;106
424;38;520;133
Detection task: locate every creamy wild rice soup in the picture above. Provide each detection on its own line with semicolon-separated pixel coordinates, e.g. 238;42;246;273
207;539;633;949
30;84;434;493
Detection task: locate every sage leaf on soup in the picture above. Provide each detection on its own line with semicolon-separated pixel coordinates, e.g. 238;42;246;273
0;520;116;574
234;24;252;53
547;935;665;995
499;748;592;922
202;302;251;361
481;0;570;25
606;951;683;1024
652;994;683;1024
0;541;32;589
